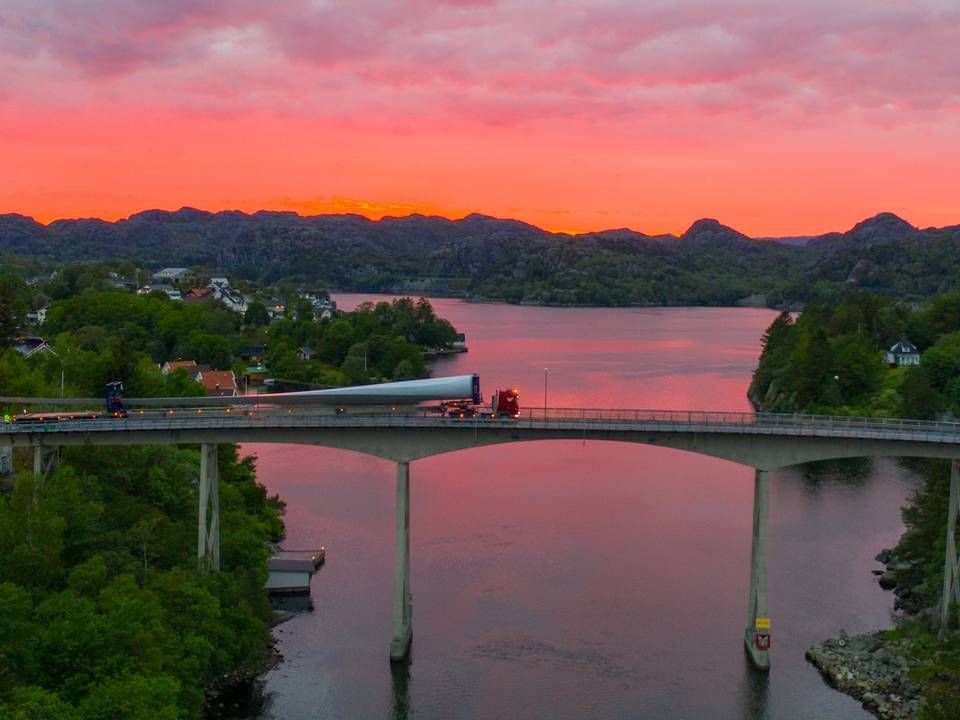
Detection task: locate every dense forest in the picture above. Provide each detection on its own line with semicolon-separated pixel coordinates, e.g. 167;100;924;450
751;292;960;717
0;270;461;719
0;444;282;720
3;209;960;307
751;291;960;418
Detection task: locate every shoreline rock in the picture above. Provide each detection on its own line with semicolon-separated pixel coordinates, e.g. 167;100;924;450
806;542;934;719
805;632;922;720
204;637;282;719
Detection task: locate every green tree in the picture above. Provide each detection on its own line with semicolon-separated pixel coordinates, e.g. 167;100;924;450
831;334;883;402
788;327;834;410
340;355;368;384
243;300;269;327
899;367;943;420
752;310;795;399
392;359;416;380
320;320;355;364
0;277;27;347
78;675;180;720
921;346;960;392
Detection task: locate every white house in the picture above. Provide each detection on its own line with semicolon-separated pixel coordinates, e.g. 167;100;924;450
139;284;182;300
152;267;195;284
298;291;337;316
25;307;47;325
885;337;920;367
215;287;249;314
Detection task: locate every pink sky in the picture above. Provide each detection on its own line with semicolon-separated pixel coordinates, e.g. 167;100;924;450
1;0;958;236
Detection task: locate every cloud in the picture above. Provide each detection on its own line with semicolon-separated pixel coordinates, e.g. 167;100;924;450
0;0;956;125
0;0;960;155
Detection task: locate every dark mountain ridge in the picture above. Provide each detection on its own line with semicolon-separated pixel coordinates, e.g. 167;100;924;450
2;208;958;306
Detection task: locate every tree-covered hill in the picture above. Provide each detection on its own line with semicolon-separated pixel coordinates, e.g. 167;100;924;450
5;208;960;306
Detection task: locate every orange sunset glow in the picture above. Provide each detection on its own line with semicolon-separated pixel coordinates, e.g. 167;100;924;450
1;1;958;236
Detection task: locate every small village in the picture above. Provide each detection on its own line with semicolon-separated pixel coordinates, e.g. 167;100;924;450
13;266;341;398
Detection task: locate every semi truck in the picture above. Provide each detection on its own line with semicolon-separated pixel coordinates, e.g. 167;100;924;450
441;388;520;418
269;374;520;417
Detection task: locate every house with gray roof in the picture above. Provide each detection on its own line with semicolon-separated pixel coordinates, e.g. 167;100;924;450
885;337;920;367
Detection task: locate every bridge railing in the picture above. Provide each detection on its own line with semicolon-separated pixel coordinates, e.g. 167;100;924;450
4;402;960;440
518;407;960;435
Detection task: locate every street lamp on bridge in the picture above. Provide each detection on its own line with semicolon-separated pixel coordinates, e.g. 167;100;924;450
543;367;549;414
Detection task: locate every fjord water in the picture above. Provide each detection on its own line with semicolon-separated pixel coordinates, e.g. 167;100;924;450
249;298;917;720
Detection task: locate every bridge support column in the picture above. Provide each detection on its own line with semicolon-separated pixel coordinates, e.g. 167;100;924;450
197;443;220;573
939;460;960;640
0;446;13;476
390;461;413;662
32;446;59;480
744;468;771;670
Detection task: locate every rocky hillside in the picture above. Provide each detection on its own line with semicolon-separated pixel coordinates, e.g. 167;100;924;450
3;209;960;306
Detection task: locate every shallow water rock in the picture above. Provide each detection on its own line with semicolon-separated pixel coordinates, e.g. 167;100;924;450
806;632;922;720
878;572;897;590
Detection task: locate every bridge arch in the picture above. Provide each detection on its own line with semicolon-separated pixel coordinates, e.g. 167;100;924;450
184;425;960;471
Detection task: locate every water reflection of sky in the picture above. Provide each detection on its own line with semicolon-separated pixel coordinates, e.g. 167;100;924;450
248;297;915;720
335;294;773;411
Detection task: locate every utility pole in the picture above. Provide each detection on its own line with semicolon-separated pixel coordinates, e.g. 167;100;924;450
543;368;549;415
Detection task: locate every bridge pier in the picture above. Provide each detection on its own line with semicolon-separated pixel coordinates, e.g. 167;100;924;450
0;446;12;476
32;446;59;480
197;443;221;573
744;468;771;670
939;460;960;640
390;460;413;662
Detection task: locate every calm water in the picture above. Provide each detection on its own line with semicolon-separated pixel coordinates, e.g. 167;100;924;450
247;297;918;720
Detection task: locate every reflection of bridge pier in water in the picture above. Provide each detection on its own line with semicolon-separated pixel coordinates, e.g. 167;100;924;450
389;654;412;720
4;406;960;665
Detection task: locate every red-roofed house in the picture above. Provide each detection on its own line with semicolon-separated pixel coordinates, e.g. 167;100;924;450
161;360;200;379
200;370;238;397
182;287;215;303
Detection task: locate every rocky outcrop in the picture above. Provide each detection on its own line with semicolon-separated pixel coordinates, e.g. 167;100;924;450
806;632;922;720
807;545;940;719
874;547;929;616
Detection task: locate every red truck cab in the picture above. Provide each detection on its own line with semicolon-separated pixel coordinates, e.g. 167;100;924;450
492;389;520;417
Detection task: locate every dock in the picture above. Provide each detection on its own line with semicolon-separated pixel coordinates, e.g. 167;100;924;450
265;547;325;595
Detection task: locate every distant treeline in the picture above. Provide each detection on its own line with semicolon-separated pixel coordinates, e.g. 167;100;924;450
4;209;960;307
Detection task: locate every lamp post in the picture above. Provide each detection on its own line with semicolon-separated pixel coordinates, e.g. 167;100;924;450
543;367;549;415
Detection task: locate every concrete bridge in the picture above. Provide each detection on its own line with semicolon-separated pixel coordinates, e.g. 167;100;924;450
2;405;960;669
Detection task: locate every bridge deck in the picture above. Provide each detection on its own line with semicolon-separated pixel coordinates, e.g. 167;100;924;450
3;407;960;446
